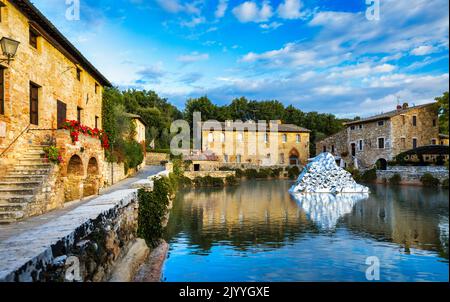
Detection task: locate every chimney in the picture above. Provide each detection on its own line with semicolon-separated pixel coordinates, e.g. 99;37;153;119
402;103;409;110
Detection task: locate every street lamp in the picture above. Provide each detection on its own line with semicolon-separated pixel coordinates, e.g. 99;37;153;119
0;37;20;65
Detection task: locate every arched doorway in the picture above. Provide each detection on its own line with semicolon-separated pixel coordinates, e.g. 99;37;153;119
376;158;388;170
65;155;84;202
84;157;100;197
289;148;300;166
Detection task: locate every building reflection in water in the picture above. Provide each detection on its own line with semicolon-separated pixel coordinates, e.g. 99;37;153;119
165;180;448;259
290;193;369;230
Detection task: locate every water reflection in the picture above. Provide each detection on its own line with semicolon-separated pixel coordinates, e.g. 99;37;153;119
163;180;449;281
290;193;369;230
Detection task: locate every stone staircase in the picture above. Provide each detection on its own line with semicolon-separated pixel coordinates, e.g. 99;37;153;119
0;145;52;224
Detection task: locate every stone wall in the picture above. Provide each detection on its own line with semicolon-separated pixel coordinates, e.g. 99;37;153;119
146;152;169;165
377;166;449;185
184;171;236;180
0;190;139;282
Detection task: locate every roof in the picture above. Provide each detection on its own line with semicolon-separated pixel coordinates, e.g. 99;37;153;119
345;102;438;126
397;145;449;156
9;0;111;87
125;113;147;126
439;134;449;139
202;122;311;133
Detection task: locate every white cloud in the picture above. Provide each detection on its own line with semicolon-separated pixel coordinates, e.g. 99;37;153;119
260;22;283;30
232;1;273;23
277;0;303;20
181;16;206;27
215;0;228;19
177;52;210;63
156;0;202;15
410;45;436;56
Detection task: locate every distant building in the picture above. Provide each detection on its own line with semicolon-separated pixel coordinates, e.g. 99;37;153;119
201;121;311;167
440;134;449;146
125;113;147;146
316;102;440;169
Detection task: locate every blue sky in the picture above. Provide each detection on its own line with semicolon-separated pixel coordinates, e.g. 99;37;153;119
34;0;449;118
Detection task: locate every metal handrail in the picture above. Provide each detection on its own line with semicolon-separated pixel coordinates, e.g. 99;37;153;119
0;124;31;159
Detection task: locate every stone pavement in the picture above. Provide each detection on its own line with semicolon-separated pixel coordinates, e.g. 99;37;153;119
0;165;164;243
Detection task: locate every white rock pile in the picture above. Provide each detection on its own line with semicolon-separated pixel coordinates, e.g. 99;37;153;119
289;153;370;194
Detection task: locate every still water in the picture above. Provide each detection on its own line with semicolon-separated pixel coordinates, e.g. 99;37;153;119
163;180;449;282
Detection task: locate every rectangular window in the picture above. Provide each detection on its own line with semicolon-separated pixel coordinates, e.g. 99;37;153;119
413;138;418;149
280;153;285;164
95;116;99;129
331;145;335;154
77;107;82;124
95;83;99;94
413;116;417;127
224;154;228;163
30;83;39;125
0;67;4;115
57;100;67;129
323;146;327;153
76;68;82;81
350;126;355;131
433;119;437;127
296;134;301;143
359;125;363;130
29;28;39;49
282;134;287;143
264;133;269;143
359;139;363;151
378;121;385;126
378;138;385;149
431;139;437;145
236;155;242;164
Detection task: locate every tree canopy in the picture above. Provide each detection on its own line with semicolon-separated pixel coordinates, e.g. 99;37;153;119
436;91;449;134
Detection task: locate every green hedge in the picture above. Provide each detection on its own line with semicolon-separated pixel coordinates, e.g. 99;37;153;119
389;174;402;185
137;178;170;248
420;173;440;187
442;178;449;189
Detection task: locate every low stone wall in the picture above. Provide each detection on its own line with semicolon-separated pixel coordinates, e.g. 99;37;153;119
146;152;169;165
377;166;449;185
184;171;236;180
0;190;139;282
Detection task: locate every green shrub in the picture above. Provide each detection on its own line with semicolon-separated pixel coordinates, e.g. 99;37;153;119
226;175;239;186
122;140;144;172
288;166;300;179
442;178;449;189
245;169;258;179
360;168;377;183
178;176;193;188
420;173;440;187
389;174;402;185
271;168;282;178
256;169;271;179
193;176;224;188
234;169;244;178
137;178;170;248
346;167;361;182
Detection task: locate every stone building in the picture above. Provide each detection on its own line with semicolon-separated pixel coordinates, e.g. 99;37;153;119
201;121;311;167
440;134;449;146
0;0;111;222
316;102;440;169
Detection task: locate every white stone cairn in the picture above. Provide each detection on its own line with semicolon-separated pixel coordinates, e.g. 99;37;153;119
289;152;370;194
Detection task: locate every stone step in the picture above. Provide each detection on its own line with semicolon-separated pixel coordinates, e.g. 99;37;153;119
0;181;42;189
0;175;45;182
0;211;25;223
25;150;46;155
13;163;52;169
0;195;34;203
18;159;47;165
0;187;36;196
7;169;50;175
0;202;27;212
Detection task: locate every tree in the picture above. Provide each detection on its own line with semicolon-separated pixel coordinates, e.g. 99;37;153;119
436;92;449;134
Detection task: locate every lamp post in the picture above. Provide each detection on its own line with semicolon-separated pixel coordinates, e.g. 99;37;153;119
0;37;20;65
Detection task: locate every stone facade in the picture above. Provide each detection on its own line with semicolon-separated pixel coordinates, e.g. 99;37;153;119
317;103;440;169
0;0;111;220
376;166;449;185
202;121;310;167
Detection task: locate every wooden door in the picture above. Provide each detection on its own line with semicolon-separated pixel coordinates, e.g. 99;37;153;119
30;84;39;125
57;100;67;129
